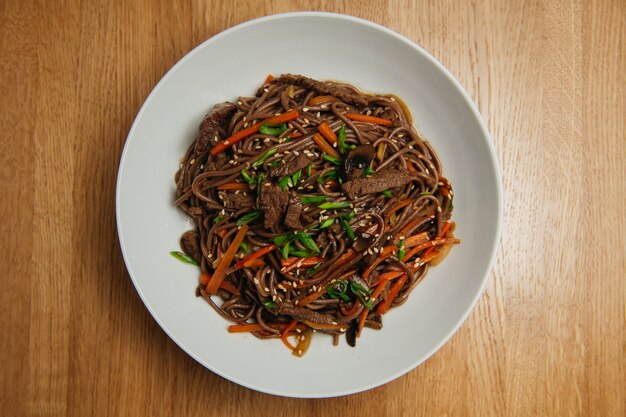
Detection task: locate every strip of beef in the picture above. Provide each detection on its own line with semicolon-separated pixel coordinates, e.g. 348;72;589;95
269;153;311;177
278;304;347;325
180;231;202;262
258;183;289;228
220;192;256;209
195;102;237;154
271;74;369;107
342;168;413;199
284;192;305;229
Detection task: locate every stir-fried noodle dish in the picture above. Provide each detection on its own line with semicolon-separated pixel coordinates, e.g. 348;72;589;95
172;74;459;356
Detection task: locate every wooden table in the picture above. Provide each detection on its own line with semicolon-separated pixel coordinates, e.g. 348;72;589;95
1;1;623;416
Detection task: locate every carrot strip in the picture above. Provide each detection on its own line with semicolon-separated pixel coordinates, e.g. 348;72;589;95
235;244;276;270
406;160;417;173
303;321;346;331
264;74;274;84
356;309;368;337
333;249;356;268
363;252;394;279
290;131;303;139
404;232;430;248
200;272;211;286
402;237;460;262
242;258;265;269
217;229;228;239
280;320;298;351
345;113;393;126
394;214;432;243
228;323;264;333
385;199;413;222
308;95;338;106
341;300;362;316
211;109;300;155
206;225;249;294
317;122;338;144
376;273;408;314
370;270;404;287
312;133;341;159
292;327;312;357
219;281;240;296
298;287;327;307
216;182;250;191
280;256;325;273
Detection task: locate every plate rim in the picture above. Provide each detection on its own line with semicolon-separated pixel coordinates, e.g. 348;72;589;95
116;11;504;398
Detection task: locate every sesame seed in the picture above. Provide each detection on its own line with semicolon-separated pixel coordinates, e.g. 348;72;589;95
242;116;247;122
320;210;327;214
425;168;430;174
293;151;300;156
295;300;299;305
437;206;442;212
408;145;414;149
297;349;303;355
366;110;372;116
390;97;396;101
316;112;321;117
303;107;309;112
332;142;338;147
399;235;406;240
296;328;302;333
272;295;276;301
207;253;213;259
320;105;327;109
264;287;270;292
237;101;242;105
255;145;262;150
234;190;240;195
221;209;226;215
438;181;444;186
189;158;195;165
340;328;346;332
331;321;337;325
263;138;271;143
284;150;291;154
243;123;248;128
254;278;259;284
263;88;269;92
214;135;219;141
224;140;231;145
349;203;354;209
303;206;309;211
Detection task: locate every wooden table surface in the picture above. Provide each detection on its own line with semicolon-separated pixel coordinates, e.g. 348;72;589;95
1;1;624;416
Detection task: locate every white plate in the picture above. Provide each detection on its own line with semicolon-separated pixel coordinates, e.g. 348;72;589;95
116;12;503;398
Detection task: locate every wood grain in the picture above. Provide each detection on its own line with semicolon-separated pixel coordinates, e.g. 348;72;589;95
0;1;623;416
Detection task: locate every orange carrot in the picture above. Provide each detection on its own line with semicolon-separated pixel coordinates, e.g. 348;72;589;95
404;232;430;248
290;131;303;139
394;214;432;243
206;225;249;294
317;122;337;144
242;258;265;269
228;323;265;333
363;252;394;278
341;299;362;316
280;320;298;351
406;160;417;173
219;281;240;296
303;321;346;331
292;327;312;357
280;256;325;273
312;133;341;159
200;272;211;286
356;309;368;337
376;273;408;314
211;109;300;155
308;95;338;106
401;237;460;262
370;270;404;287
345;113;393;126
235;244;276;270
297;287;327;307
217;229;228;239
334;249;356;268
264;74;274;84
216;182;250;191
385;199;413;222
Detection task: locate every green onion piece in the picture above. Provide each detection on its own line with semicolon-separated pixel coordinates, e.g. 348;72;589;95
301;196;327;204
170;251;200;266
236;210;262;226
341;212;356;221
350;281;373;309
278;176;292;190
340;216;355;240
307;262;323;275
292;170;301;186
323;154;342;166
327;280;351;301
295;232;320;253
397;239;406;260
252;148;278;168
318;201;351;210
268;160;282;169
364;166;375;176
259;122;288;136
450;203;455;210
382;190;393;198
256;172;265;190
241;170;255;184
283;136;291;142
213;215;224;224
419;191;431;196
337;124;355;154
272;234;292;247
262;300;277;309
289;249;316;258
307;162;312;176
239;241;248;254
319;218;335;229
317;170;339;183
281;241;291;259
